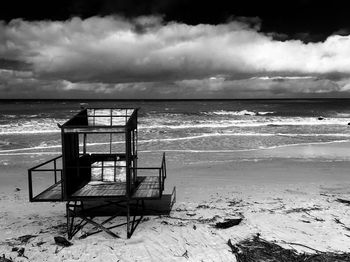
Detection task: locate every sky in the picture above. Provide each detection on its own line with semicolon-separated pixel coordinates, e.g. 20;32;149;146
1;0;350;99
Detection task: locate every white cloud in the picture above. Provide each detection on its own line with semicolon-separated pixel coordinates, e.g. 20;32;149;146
1;16;350;97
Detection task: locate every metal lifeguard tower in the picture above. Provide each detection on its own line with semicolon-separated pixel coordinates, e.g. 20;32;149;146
28;107;174;238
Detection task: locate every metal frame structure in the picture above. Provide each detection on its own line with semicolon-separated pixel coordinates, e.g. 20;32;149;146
28;107;171;238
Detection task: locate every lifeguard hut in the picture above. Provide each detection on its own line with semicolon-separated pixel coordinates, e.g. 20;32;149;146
28;108;174;238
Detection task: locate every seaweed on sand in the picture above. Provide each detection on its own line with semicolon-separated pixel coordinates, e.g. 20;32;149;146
214;218;242;229
228;235;350;262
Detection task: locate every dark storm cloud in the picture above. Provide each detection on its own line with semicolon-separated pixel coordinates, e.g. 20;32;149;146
0;58;32;71
1;0;350;42
1;70;348;99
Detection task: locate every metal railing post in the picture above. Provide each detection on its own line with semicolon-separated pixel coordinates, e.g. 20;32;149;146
28;155;63;201
159;168;162;195
163;153;166;179
54;159;57;184
28;169;33;202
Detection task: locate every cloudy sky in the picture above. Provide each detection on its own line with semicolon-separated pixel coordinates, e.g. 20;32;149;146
1;0;350;99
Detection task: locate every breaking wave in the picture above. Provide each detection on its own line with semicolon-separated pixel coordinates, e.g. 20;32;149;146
204;110;275;116
142;117;350;130
1;115;350;134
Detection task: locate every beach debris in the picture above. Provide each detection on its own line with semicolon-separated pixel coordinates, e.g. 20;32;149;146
193;225;197;230
54;236;72;247
227;239;239;254
285;206;321;214
196;204;210;209
313;217;325;222
166;214;221;223
36;241;46;247
227;199;243;207
174;250;189;259
14;188;21;192
181;250;189;259
302;210;325;222
53;236;73;254
228;234;350;262
16;247;28;259
280;241;325;253
17;248;24;257
175;207;190;212
0;254;13;262
17;235;36;244
318;117;324;120
336;198;350;206
334;218;350;231
214;218;242;229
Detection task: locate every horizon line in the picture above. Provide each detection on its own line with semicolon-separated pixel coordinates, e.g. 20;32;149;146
1;98;350;102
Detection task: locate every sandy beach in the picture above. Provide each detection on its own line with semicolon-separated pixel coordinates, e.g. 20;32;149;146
1;0;350;258
0;141;350;261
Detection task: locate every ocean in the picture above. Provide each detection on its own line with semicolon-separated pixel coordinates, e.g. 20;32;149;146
1;99;350;165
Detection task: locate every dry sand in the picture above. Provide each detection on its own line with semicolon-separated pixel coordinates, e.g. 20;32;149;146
1;142;350;261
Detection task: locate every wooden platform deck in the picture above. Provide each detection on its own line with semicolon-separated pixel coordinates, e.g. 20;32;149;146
72;182;127;197
132;176;160;199
72;176;160;198
32;176;161;201
33;182;62;201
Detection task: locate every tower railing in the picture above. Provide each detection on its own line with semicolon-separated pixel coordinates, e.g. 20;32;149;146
28;155;63;202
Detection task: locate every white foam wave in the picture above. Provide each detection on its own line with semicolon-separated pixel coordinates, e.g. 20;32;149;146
204;110;275;116
2;138;350;156
0;118;65;135
256;139;350;150
1;114;17;119
139;139;350;153
1;132;350;154
208;110;257;116
0;152;60;156
0;134;224;153
276;133;350;137
258;111;275;115
0;144;62;153
0;130;60;135
140;117;350;130
139;133;350;144
1;115;349;135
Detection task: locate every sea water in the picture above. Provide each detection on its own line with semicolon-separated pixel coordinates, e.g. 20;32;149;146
1;100;350;165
